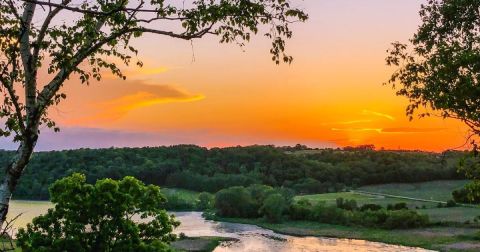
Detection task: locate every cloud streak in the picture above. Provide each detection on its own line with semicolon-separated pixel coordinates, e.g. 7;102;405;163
362;110;395;121
66;84;204;124
331;127;446;134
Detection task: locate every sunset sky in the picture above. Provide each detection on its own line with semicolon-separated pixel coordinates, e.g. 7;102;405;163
0;0;471;152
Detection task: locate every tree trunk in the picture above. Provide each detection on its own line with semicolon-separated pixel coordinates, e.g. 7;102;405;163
0;140;36;227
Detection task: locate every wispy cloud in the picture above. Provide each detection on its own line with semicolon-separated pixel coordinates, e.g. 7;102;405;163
126;66;169;76
331;127;446;134
67;85;204;124
102;64;172;80
382;127;446;133
331;128;383;133
362;110;395;121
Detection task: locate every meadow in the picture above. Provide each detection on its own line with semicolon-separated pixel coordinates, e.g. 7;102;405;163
294;180;479;224
358;180;469;202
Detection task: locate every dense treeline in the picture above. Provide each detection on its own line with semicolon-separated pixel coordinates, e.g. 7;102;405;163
211;184;429;229
0;145;464;199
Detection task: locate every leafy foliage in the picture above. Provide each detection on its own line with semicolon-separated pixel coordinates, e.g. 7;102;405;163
197;192;215;210
16;173;179;252
386;0;480;206
214;184;293;221
289;200;429;229
260;193;288;223
0;145;464;200
386;0;480;132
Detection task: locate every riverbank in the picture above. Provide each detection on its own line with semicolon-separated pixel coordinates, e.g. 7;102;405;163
208;216;480;251
171;236;237;252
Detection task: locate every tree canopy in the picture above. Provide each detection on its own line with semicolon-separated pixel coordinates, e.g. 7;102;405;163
386;0;480;134
0;145;463;200
16;173;178;252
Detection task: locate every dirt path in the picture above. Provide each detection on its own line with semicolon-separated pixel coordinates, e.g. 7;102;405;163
351;190;448;204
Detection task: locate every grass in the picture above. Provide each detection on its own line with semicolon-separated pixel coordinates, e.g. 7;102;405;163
358;180;469;202
171;236;235;252
209;216;480;251
295;191;440;208
295;192;375;204
295;180;480;223
419;207;480;223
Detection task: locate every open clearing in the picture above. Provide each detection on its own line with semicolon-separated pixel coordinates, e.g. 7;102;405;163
294;191;440;209
295;180;480;224
358;180;469;202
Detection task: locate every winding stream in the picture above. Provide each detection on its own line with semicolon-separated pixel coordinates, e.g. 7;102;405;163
8;201;434;252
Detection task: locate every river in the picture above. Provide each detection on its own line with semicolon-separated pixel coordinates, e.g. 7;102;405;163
7;201;434;252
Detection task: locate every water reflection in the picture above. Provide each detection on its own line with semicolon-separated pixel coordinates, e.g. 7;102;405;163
173;212;435;252
8;203;435;252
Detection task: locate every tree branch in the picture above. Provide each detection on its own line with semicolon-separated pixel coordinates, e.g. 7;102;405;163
32;0;73;65
21;0;163;16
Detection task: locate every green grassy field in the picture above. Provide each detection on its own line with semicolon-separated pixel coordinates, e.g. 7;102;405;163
419;207;480;223
358;180;469;202
294;180;480;224
294;191;439;208
295;192;376;204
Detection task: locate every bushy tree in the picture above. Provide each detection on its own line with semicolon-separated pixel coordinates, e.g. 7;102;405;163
196;192;214;210
213;184;293;220
214;186;255;218
260;193;287;223
16;173;179;252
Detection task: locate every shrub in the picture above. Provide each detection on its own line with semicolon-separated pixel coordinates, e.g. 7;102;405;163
289;199;313;220
197;192;215;210
288;202;428;230
312;203;348;225
260;193;287;223
214;186;256;218
387;202;408;210
452;188;470;203
359;204;383;212
16;173;178;252
247;184;274;210
164;193;195;210
352;210;388;227
214;185;294;219
336;198;357;211
446;199;457;208
383;210;429;229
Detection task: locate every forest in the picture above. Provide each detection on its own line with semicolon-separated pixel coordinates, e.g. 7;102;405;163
0;145;465;200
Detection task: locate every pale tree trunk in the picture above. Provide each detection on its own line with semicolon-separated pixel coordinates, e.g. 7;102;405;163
0;1;39;226
0;137;37;225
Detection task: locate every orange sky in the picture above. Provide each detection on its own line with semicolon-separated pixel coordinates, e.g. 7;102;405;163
6;0;471;152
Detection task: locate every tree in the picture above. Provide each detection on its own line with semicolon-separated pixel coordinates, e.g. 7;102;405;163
0;0;308;225
386;0;480;133
385;0;480;200
259;193;286;223
214;186;255;217
16;173;179;252
196;192;214;210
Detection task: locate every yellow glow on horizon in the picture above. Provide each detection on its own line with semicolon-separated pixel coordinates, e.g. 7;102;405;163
42;0;472;152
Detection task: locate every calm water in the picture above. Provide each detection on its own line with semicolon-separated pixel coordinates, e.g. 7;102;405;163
8;201;434;252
